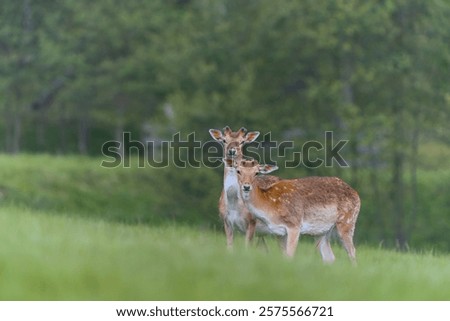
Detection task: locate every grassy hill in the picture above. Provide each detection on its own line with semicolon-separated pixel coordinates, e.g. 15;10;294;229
0;154;449;300
0;154;221;225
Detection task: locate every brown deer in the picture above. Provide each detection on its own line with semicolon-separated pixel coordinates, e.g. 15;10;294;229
236;159;360;263
209;127;279;248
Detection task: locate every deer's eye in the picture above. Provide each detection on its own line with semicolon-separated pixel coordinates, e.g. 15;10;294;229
236;170;241;175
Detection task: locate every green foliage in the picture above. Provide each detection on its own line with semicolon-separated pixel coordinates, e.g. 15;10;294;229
413;169;450;250
2;0;448;150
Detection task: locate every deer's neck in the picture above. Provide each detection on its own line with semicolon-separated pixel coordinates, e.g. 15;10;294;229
223;167;238;191
244;186;287;235
244;184;277;206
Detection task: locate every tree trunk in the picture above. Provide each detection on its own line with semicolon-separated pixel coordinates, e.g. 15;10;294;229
115;122;125;159
12;112;22;154
369;143;386;243
114;103;126;159
339;54;359;186
392;151;407;250
35;110;47;151
78;117;89;154
407;111;421;241
57;110;68;154
391;107;408;250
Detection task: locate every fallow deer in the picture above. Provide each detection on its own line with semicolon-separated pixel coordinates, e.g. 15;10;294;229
209;126;279;248
236;159;360;263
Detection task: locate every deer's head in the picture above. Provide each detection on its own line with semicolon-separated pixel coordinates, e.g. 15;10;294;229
209;126;260;160
236;159;278;199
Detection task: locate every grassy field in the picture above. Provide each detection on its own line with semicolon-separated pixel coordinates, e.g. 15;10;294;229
0;154;449;300
1;206;449;300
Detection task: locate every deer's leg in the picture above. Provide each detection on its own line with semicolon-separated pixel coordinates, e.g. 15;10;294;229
278;234;287;253
316;231;335;263
256;236;269;253
284;227;301;257
336;222;356;263
245;217;256;247
223;219;234;249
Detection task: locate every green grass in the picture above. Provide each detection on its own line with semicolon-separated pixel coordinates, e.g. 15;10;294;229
1;206;449;300
0;154;449;300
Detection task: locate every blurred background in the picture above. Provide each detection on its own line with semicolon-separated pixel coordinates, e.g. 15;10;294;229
0;0;449;251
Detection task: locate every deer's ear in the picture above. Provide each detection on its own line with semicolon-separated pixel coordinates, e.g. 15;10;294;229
259;164;278;174
244;131;260;143
209;129;224;141
238;127;247;136
223;126;232;135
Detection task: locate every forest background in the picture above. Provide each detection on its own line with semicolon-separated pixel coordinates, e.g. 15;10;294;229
1;0;449;252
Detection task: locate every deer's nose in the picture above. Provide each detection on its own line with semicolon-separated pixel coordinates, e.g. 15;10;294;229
228;148;236;156
243;184;251;192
